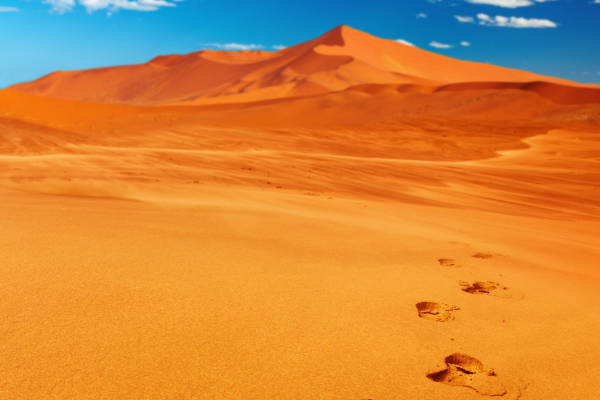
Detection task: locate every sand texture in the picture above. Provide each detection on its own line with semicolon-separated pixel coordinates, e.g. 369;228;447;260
1;26;600;399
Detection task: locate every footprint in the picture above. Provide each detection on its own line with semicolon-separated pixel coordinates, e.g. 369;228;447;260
472;253;493;259
459;281;522;299
427;353;507;397
460;281;507;294
439;258;460;267
416;302;460;322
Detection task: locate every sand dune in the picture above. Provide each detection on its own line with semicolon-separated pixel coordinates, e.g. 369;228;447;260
348;80;600;105
7;25;591;106
1;26;600;400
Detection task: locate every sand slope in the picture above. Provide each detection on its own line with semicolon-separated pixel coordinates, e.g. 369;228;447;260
2;131;600;399
7;26;589;106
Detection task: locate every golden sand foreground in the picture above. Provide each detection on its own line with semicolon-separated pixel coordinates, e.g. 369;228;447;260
2;122;600;399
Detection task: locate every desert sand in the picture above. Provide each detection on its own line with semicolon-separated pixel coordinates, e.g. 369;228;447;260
1;26;600;399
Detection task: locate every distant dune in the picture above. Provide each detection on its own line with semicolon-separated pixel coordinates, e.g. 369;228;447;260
7;25;592;106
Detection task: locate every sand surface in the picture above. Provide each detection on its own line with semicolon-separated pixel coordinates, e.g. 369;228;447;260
2;26;600;399
2;116;600;399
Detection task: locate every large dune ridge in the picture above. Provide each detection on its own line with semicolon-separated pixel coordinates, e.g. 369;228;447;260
7;25;595;106
1;26;600;399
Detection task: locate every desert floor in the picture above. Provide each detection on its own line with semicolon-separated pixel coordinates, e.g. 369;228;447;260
1;110;600;399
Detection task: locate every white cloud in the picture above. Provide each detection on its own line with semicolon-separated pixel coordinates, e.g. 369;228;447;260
430;41;454;49
44;0;75;13
465;0;555;8
455;15;475;22
396;39;416;47
477;13;557;27
461;41;471;46
417;13;427;18
202;43;285;51
0;6;20;12
44;0;179;13
204;43;264;51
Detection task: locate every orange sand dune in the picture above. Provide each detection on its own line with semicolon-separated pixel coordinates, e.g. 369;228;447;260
2;28;600;400
174;81;600;129
349;80;600;106
7;26;589;106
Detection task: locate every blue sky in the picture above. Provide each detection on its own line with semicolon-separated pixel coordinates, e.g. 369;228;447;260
0;0;599;88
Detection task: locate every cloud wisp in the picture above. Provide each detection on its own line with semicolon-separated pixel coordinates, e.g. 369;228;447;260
464;0;555;8
430;41;453;49
44;0;180;14
455;15;475;23
477;13;557;27
396;39;416;47
202;43;286;51
204;43;265;51
461;41;471;46
0;6;20;12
